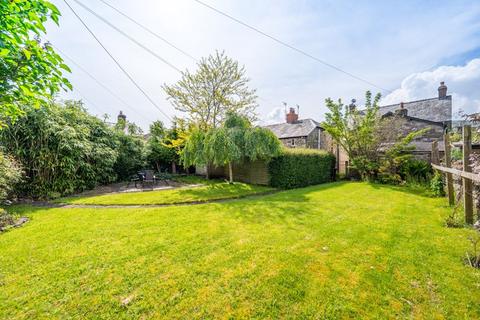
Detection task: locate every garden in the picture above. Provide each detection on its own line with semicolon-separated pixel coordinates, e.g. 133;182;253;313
1;1;480;319
1;183;480;318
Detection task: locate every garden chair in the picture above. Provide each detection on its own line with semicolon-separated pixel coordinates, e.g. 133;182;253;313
142;170;156;189
127;171;143;188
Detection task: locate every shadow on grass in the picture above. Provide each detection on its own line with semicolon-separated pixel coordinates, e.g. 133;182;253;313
368;182;436;198
217;181;350;227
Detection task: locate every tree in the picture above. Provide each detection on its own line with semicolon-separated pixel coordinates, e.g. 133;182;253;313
322;91;428;180
145;120;178;173
181;112;282;182
163;51;257;130
0;0;71;127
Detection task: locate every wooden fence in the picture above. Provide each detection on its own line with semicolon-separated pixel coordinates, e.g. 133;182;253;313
432;125;478;224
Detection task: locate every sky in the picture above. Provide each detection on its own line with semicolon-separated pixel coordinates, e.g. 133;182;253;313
46;0;480;131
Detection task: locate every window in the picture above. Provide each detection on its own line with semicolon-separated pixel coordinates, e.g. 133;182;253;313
291;139;295;146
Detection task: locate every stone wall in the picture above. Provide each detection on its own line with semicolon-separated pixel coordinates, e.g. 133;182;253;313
279;137;307;148
279;127;326;149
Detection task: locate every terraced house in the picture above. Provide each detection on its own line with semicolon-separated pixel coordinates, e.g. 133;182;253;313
264;107;330;149
265;82;452;174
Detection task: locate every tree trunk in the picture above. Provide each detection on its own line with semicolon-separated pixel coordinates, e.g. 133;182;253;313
228;162;233;183
171;162;177;174
206;164;210;180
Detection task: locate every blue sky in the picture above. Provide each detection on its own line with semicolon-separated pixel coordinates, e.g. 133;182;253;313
46;0;480;130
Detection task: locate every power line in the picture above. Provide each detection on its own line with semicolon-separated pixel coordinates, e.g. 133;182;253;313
72;0;182;73
62;0;173;122
97;0;197;62
49;41;152;123
192;0;392;93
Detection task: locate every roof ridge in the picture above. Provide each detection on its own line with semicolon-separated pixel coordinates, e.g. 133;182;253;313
379;95;451;109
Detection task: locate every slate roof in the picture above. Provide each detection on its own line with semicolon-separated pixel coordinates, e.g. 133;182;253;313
264;119;321;139
377;96;452;123
381;111;445;126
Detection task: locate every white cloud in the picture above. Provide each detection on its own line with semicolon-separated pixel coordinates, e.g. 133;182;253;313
262;107;285;125
381;58;480;117
47;0;480;129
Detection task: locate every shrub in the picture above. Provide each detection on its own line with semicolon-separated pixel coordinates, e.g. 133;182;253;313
268;148;335;189
0;208;14;230
0;151;22;202
400;159;432;181
430;171;445;197
0;101;147;198
113;133;145;181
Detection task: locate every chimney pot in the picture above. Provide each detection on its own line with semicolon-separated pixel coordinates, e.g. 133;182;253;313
118;110;127;121
438;81;447;99
286;107;299;124
395;102;408;116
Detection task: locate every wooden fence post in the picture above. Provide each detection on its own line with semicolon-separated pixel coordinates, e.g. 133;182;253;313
463;125;474;224
444;133;455;206
431;140;439;165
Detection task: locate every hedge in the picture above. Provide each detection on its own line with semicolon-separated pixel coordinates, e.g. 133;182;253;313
268;148;336;189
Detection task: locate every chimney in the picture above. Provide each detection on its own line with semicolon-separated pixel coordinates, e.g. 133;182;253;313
438;81;447;99
395;102;408;117
286;107;299;124
117;110;127;122
348;99;357;112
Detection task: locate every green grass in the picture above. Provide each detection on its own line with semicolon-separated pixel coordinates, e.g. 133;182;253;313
1;182;480;319
55;181;272;205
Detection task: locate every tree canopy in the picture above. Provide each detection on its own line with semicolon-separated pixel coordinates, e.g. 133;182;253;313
0;100;145;198
163;51;257;130
322;91;429;180
181;112;281;182
0;0;71;127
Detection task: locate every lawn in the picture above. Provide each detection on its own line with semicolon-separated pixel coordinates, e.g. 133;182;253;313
1;182;480;319
55;180;273;205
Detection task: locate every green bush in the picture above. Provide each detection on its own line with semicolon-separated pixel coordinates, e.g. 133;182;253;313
430;171;445;197
268;148;335;189
400;159;432;180
0;151;22;202
0;208;14;230
0;101;145;198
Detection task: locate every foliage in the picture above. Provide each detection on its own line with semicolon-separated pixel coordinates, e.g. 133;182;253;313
163;51;257;130
268;148;335;189
322;91;432;183
466;232;480;268
145;120;181;173
0;0;71;127
0;151;23;202
322;91;381;180
0;100;144;198
113;131;144;181
3;183;479;318
399;159;433;182
181;112;282;182
181;128;207;168
430;171;445;197
377;128;430;184
0;208;14;230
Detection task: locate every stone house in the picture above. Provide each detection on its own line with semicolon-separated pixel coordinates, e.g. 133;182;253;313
264;107;330;149
336;81;452;173
378;104;446;160
265;82;452;174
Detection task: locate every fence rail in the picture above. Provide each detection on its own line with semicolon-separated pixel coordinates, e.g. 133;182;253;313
431;164;480;182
